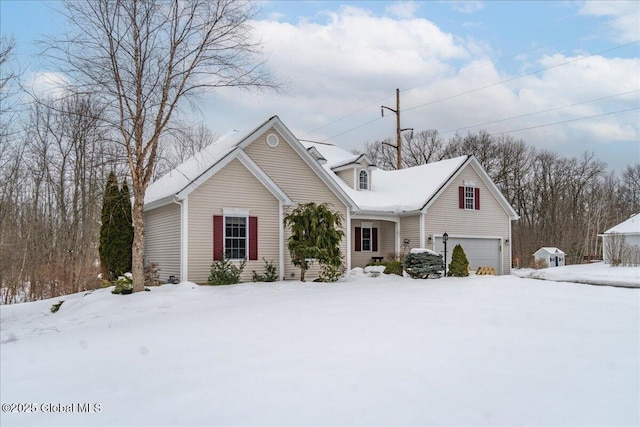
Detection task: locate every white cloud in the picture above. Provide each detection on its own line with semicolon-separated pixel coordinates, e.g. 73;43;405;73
196;4;638;171
579;1;640;42
385;1;420;19
449;1;485;14
24;71;70;100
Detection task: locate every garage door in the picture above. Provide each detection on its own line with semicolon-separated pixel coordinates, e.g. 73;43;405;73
434;237;501;274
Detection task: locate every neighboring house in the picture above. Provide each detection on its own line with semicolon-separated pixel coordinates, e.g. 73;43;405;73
144;115;519;283
533;247;566;268
600;214;640;264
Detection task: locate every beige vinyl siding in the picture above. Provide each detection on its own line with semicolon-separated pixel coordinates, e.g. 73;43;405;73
351;220;396;267
379;221;396;259
425;165;511;274
144;203;181;282
187;158;280;283
245;130;348;280
400;215;422;253
337;169;354;189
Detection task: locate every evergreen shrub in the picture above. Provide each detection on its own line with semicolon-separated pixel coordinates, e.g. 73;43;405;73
403;250;444;279
252;258;278;282
317;263;344;282
112;273;133;294
365;260;403;276
50;300;64;313
208;258;246;286
449;244;470;277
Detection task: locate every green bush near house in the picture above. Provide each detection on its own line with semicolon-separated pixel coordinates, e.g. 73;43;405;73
252;258;278;282
365;260;403;276
112;273;134;294
208;257;246;286
449;244;470;277
403;251;444;279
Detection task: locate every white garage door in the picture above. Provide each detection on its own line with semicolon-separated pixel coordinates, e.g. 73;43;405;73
434;237;501;274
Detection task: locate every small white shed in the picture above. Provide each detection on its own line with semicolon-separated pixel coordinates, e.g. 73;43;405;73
533;247;566;268
600;214;640;264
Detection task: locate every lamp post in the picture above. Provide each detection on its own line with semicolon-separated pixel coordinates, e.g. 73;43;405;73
442;232;449;277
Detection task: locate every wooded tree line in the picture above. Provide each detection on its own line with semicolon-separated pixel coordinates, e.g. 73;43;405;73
0;33;217;303
364;130;640;266
2;0;273;302
0;93;221;303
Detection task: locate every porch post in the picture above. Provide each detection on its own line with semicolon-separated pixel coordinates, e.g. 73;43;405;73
346;209;351;271
419;212;425;248
279;202;285;281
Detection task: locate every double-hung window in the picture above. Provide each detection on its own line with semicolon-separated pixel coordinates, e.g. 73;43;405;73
225;216;247;259
459;182;480;210
464;186;475;210
214;213;258;261
361;226;372;251
355;223;378;252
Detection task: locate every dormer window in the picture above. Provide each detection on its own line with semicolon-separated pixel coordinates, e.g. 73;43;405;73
359;170;369;190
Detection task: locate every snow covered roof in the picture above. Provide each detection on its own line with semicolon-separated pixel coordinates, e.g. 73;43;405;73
145;129;246;205
603;214;640;235
144;116;357;212
535;247;566;255
145;117;517;218
303;141;468;212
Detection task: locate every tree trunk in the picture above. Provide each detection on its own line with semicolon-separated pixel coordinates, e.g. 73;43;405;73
132;192;145;292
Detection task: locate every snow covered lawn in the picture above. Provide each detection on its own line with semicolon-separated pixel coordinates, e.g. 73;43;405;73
1;273;638;426
512;261;640;288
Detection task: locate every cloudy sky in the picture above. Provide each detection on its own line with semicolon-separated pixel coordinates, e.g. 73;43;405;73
2;1;639;171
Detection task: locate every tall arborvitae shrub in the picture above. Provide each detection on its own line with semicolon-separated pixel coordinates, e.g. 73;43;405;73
99;172;121;280
283;202;345;282
449;244;470;277
99;173;134;280
117;180;134;275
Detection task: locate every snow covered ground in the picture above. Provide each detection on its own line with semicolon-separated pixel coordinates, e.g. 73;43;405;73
512;261;640;288
1;271;638;426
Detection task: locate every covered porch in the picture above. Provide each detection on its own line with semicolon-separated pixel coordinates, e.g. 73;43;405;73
350;216;400;268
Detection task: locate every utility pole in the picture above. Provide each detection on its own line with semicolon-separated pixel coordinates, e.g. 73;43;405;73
381;88;413;170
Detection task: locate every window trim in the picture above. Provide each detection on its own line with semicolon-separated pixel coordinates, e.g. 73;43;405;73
358;169;369;190
361;226;372;252
464;185;475;210
224;215;248;260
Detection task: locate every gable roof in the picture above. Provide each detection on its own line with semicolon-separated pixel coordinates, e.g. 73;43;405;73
603;213;640;235
144;116;357;212
535;247;566;256
303;141;519;218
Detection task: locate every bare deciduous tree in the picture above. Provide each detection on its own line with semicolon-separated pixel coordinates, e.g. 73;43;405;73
155;123;218;179
47;0;277;291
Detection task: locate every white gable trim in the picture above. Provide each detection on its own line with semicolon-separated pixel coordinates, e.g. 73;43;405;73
174;149;293;206
239;117;359;212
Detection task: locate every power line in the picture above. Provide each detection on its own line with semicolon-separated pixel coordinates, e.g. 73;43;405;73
439;90;640;135
487;107;639;137
300;93;395;138
303;16;637;141
403;40;640;114
320;40;638;142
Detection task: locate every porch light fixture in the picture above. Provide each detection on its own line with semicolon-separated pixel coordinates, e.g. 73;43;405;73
427;236;432;244
505;239;510;245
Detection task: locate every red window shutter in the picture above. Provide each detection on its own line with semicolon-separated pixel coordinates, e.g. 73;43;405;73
213;215;224;261
249;216;258;260
355;227;361;252
475;188;480;210
459;186;464;209
372;228;378;252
